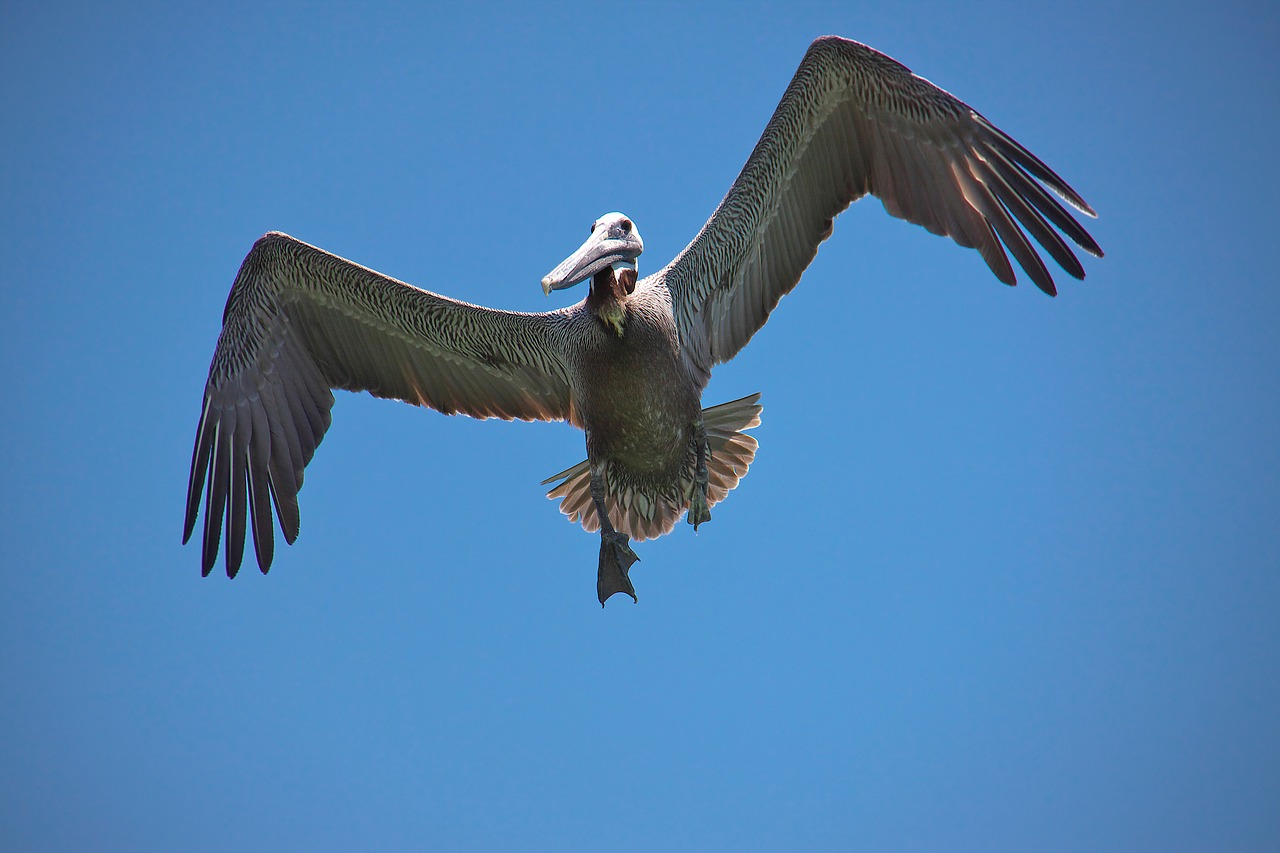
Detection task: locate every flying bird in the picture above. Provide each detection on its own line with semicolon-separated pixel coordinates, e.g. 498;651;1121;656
183;36;1103;604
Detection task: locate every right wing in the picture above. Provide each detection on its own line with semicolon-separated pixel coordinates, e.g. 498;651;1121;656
183;232;574;578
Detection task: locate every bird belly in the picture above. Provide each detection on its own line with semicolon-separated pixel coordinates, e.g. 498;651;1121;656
599;400;690;477
589;378;695;474
577;327;700;484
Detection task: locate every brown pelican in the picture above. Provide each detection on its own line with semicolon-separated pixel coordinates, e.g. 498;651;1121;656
183;36;1102;604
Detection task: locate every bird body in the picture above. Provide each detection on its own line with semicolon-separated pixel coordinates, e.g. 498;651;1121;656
574;273;700;479
184;37;1102;603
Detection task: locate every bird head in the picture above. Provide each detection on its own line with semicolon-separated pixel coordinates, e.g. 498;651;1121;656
541;212;644;296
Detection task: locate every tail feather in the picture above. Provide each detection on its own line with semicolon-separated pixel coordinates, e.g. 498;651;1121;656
542;393;763;541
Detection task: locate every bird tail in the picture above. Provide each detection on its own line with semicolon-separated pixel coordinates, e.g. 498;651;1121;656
541;393;763;541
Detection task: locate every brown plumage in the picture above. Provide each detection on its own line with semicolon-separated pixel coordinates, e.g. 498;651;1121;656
183;37;1102;603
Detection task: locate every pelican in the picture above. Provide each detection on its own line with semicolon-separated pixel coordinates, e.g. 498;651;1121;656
183;36;1103;604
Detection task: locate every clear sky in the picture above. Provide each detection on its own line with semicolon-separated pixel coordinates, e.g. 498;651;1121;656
2;2;1277;850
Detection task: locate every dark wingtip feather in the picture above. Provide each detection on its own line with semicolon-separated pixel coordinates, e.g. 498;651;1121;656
246;412;275;572
976;221;1017;287
183;398;214;544
268;473;300;545
225;422;249;579
201;428;227;579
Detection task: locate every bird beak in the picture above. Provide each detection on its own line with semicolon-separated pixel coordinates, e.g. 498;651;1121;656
541;226;643;296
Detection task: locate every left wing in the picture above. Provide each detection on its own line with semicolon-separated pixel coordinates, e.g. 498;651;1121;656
661;36;1103;374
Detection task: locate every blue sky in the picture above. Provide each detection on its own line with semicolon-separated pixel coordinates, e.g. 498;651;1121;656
2;1;1277;850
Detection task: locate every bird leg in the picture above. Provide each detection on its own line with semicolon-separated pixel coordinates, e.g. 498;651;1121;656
687;416;712;530
591;459;638;606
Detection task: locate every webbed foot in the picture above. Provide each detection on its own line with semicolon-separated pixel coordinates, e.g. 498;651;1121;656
687;486;711;530
687;417;712;531
598;530;639;606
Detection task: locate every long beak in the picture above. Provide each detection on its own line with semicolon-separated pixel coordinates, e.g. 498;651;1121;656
541;230;643;295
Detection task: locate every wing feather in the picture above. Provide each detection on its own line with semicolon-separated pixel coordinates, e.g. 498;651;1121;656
201;418;231;576
225;401;250;577
246;399;275;571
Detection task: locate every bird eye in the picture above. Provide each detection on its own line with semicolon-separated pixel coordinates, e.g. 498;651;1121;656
621;219;632;233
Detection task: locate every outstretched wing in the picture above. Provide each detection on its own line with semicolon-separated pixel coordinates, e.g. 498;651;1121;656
183;232;573;578
662;36;1103;374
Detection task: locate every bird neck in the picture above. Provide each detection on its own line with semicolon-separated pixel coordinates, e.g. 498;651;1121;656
588;266;637;338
